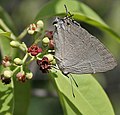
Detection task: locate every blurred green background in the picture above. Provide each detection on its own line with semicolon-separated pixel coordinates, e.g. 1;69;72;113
0;0;120;115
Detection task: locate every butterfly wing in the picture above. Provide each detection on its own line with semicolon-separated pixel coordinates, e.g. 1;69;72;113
53;18;117;74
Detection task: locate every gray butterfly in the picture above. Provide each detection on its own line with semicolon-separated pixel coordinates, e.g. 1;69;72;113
53;7;117;76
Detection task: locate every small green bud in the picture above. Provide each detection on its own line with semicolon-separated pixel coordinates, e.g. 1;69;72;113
42;37;49;46
14;58;23;65
44;54;54;62
10;41;20;48
37;20;44;28
26;72;33;79
4;70;13;78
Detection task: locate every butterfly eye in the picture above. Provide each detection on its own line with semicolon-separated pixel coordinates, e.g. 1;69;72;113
53;17;60;25
53;21;58;25
67;22;70;25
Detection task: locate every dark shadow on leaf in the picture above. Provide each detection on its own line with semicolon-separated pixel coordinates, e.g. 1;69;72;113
61;92;83;115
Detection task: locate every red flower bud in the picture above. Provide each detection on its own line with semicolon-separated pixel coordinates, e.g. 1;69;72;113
49;39;54;49
2;56;11;67
16;72;26;82
28;44;42;56
37;57;51;73
45;31;53;40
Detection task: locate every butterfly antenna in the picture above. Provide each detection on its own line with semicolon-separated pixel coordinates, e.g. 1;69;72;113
64;4;68;15
64;4;74;18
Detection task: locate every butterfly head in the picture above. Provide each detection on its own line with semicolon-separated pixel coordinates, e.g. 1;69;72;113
53;17;65;27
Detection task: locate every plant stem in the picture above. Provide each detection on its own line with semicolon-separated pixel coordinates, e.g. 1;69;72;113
0;18;16;39
13;66;20;73
34;38;42;44
22;53;28;63
17;29;27;40
26;56;35;65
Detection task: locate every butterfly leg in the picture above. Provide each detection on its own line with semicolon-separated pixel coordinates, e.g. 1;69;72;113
53;55;62;61
65;74;78;98
70;74;78;87
67;74;75;97
50;65;59;70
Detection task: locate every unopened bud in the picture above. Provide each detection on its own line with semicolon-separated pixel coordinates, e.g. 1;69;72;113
10;41;20;48
44;54;54;62
26;72;33;79
4;70;13;78
14;58;23;65
27;30;35;34
37;20;44;29
42;37;49;46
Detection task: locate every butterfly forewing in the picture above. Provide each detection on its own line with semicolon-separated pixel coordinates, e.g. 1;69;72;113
53;17;117;74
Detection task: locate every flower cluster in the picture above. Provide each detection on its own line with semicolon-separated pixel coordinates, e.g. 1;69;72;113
0;55;33;84
0;20;56;85
37;30;55;73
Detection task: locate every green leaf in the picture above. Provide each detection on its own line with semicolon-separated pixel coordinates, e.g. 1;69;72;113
36;0;120;43
49;69;115;115
0;79;14;115
13;81;31;115
0;29;11;37
0;6;16;34
0;29;15;57
57;91;82;115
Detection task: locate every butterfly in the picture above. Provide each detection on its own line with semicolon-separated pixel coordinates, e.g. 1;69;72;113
53;5;117;76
